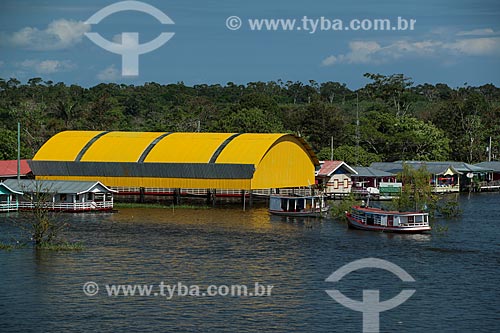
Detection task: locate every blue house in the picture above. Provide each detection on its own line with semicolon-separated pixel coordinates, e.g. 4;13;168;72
0;182;23;212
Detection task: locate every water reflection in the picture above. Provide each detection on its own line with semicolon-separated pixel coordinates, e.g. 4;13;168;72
1;194;499;332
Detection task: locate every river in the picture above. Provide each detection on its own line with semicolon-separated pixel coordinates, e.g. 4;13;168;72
0;193;499;332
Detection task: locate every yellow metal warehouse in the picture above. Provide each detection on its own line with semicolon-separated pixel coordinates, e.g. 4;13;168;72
30;131;319;190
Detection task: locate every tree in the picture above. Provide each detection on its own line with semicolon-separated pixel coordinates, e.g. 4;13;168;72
317;145;381;166
359;111;450;161
15;181;69;248
0;128;30;160
215;107;284;133
362;73;415;116
320;82;352;104
393;163;436;212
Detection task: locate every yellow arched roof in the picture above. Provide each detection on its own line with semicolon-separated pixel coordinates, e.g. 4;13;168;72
32;131;318;190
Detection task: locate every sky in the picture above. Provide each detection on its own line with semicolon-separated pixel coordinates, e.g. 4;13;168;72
0;0;499;89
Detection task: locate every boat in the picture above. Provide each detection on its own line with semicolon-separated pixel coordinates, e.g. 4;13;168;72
346;205;431;233
269;195;329;217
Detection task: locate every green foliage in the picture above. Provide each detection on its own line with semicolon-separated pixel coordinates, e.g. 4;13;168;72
317;145;381;166
216;107;284;133
0;242;27;250
0;75;499;164
393;163;437;212
14;182;71;248
436;196;462;218
0;128;30;159
360;111;450;161
330;194;362;222
35;241;84;251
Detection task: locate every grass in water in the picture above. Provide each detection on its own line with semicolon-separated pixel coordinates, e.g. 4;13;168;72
0;242;27;251
0;241;83;251
35;241;84;251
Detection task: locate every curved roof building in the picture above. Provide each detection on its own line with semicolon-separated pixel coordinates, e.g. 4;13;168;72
30;131;318;190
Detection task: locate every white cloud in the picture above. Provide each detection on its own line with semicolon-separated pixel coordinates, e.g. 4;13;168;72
456;28;495;36
97;65;120;81
322;34;500;66
4;19;90;50
444;37;500;56
18;59;76;74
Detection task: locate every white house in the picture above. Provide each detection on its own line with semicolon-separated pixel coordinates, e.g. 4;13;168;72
3;179;116;212
316;161;357;197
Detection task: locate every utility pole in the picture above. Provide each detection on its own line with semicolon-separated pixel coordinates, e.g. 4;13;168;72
17;122;21;182
355;92;360;166
330;136;333;161
489;136;492;162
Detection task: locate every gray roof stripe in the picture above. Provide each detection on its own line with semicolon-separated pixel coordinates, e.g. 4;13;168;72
30;161;255;179
209;133;242;163
75;131;110;162
137;132;172;163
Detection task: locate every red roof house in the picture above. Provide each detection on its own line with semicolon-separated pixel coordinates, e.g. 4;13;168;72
0;160;33;179
315;161;357;196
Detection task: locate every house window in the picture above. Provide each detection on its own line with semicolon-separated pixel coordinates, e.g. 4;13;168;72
87;193;93;201
60;194;67;202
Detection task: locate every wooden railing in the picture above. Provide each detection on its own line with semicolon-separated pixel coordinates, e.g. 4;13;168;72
432;184;460;193
17;201;113;211
0;201;18;212
110;187;314;197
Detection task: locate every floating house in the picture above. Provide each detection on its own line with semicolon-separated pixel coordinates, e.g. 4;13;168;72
315;161;357;197
3;179;116;212
474;161;500;191
351;166;401;199
444;162;492;190
28;131;319;199
370;161;462;193
0;182;23;212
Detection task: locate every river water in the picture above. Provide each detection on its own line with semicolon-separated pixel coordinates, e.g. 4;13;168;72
0;193;499;332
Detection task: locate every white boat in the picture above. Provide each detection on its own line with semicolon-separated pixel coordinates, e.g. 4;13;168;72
269;195;329;217
346;205;431;233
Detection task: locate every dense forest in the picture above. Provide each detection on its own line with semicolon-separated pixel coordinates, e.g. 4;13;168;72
1;73;499;165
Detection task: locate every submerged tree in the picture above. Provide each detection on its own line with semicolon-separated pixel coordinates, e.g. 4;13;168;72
393;163;436;212
16;181;69;248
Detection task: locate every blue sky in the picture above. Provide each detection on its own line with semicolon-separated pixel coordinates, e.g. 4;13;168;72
0;0;499;89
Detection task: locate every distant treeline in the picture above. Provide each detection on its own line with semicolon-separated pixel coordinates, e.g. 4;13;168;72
1;73;499;165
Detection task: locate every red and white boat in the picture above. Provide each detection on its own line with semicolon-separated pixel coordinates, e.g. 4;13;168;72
346;205;431;233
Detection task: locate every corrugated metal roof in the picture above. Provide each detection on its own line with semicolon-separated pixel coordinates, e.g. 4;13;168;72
35;131;103;161
0;182;23;195
475;161;500;172
353;166;395;178
0;160;32;177
33;131;319;166
371;162;462;175
447;162;492;173
317;161;357;177
31;131;319;190
3;179;116;194
29;161;255;179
